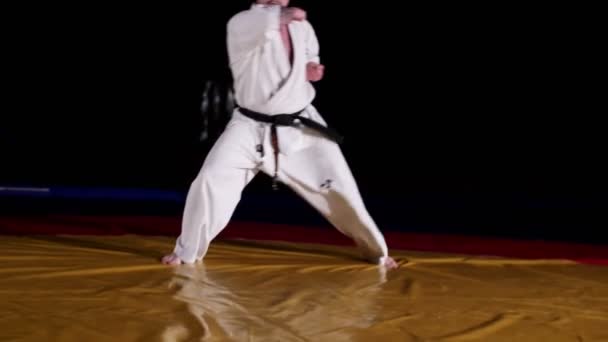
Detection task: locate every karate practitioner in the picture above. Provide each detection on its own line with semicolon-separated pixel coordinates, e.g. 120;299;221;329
162;0;398;269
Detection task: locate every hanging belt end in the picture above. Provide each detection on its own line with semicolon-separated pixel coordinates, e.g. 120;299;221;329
272;177;280;191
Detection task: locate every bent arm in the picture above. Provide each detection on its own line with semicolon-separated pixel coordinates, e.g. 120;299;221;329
227;6;282;64
304;20;320;64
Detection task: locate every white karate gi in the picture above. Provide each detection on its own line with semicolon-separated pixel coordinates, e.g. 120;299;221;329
171;4;390;264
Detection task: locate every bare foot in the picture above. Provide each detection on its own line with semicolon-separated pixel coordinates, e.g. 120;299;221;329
161;253;183;265
383;256;399;269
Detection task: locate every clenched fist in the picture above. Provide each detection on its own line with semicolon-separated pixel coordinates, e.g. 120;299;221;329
280;7;306;24
307;62;325;82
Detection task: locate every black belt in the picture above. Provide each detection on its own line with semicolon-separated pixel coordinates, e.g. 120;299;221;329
237;106;344;189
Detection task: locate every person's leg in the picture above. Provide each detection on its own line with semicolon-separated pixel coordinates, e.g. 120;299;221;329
265;128;397;268
163;117;260;265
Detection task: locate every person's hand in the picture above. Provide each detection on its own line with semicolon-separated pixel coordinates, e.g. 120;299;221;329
281;7;306;24
307;62;324;82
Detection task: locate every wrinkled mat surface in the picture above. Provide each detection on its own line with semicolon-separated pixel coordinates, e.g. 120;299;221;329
1;235;607;341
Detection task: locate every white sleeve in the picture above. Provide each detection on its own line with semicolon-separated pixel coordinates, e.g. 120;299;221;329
227;6;281;64
304;21;320;64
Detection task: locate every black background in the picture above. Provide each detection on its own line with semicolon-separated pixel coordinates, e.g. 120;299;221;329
2;2;605;240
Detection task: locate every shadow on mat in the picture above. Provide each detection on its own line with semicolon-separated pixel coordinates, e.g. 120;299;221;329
27;236;368;264
218;238;366;263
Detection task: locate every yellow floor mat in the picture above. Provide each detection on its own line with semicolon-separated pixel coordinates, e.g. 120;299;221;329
1;235;607;341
